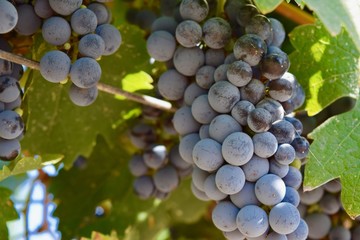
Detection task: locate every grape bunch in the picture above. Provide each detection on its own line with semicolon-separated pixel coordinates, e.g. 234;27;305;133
144;0;313;238
0;38;24;161
0;0;122;107
297;178;360;239
128;106;192;200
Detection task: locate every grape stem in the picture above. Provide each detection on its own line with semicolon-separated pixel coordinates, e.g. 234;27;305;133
0;49;176;112
275;2;315;25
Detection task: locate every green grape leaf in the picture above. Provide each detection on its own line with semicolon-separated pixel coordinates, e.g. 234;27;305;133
22;23;152;169
0;154;62;182
302;0;360;52
289;20;360;116
304;99;360;218
50;137;208;239
0;187;18;239
253;0;283;14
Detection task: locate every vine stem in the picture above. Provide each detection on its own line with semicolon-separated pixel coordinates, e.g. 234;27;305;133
275;2;315;25
0;49;176;112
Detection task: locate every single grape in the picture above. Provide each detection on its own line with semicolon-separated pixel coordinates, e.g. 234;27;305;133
252;132;278;158
193;138;224;171
42;16;71;45
153;165;179;192
205;48;226;67
352;225;360;240
233;34;267;66
49;0;82;16
96;24;122;55
133;175;155;200
215;164;245;195
169;144;192;170
209;114;242;143
266;232;287;240
222;132;253;166
323;179;342;193
34;0;55;18
204;174;227;201
172;106;201;135
134;9;157;31
230;181;260;208
0;139;21;161
284;116;303;135
269;202;300;234
196;65;215;89
179;0;209;22
224;53;237;64
0;0;18;34
191;94;218;124
15;4;41;36
269;158;289;178
78;34;105;59
158;69;188;101
247;108;273;133
329;226;351;240
282;166;302;190
192;165;209;192
146;31;176;62
319;193;341;215
282;186;300;207
10;64;24;80
236;4;259;27
305;213;332;239
0;59;12;76
224;0;249;25
260;46;290;80
274;143;296;165
269;18;285;47
231;100;255;126
151;16;177;35
70;57;101;88
208;81;240;113
269;120;296;144
143;144;167;169
87;2;110;25
68;84;98;107
0;76;20;103
245;14;273;43
267;74;295;102
227;60;252;87
291;137;310;159
286;219;308;240
0;110;24;140
299;186;324;205
173;46;205;76
242;155;269;182
129;123;156;149
128;154;148;177
203;17;232;49
178;133;200;164
214;64;229;82
212;201;239;232
256;97;285;123
255;173;286;205
40;50;71;83
240;79;266;105
236;205;269;238
176;20;202;47
191;181;210;201
183;82;207;105
223;229;245;240
199;124;210;139
71;8;98;35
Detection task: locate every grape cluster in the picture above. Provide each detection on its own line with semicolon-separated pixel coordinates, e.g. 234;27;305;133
128;106;192;200
0;0;122;107
297;178;360;239
144;0;313;238
0;39;24;161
